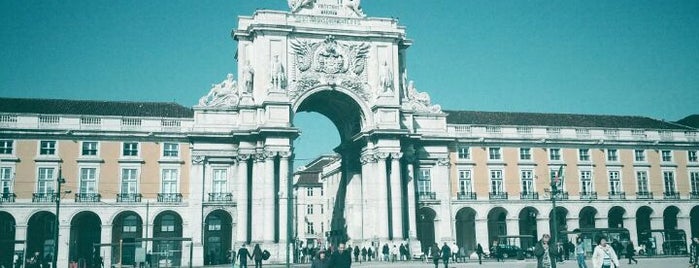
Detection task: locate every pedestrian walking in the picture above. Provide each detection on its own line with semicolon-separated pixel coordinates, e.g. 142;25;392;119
491;240;503;262
441;242;451;268
535;234;559;268
353;246;360;263
450;242;458;263
430;243;441;268
329;243;352;268
311;250;329;268
390;245;399;262
382;243;389;262
591;237;620;268
575;237;588;268
361;246;367;262
625;241;637;264
252;244;264;268
237;244;251;268
689;237;698;268
476;243;484;265
367;247;373;262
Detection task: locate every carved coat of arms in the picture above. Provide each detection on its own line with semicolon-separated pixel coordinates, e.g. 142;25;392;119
289;36;371;101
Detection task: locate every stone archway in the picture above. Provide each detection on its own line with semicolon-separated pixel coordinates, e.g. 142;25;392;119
69;211;102;267
692;206;699;239
112;211;142;266
608;206;626;228
153;211;183;267
417;207;437;253
518;207;538;249
636;206;653;243
455;207;477;252
487;207;508;246
26;211;56;261
204;210;233;265
549;207;568;242
579;206;597;229
663;206;680;230
0;211;15;267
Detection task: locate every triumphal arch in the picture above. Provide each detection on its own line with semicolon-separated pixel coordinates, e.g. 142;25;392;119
191;0;450;262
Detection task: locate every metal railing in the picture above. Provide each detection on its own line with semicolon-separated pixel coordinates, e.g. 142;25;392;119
117;193;142;203
636;192;653;200
32;192;58;203
580;191;598;200
663;192;680;200
520;192;539;200
690;192;699;200
208;193;233;202
489;192;508;200
0;193;16;203
457;192;477;200
157;193;183;203
75;193;101;202
417;192;437;201
608;192;626;200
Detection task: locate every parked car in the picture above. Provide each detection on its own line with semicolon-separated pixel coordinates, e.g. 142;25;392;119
496;244;532;259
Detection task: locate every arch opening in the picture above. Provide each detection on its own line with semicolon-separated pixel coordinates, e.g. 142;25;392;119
26;211;56;262
204;210;233;265
608;206;626;228
417;207;436;253
636;206;653;243
69;211;102;266
455;207;477;252
579;206;598;229
0;212;16;267
518;207;538;249
663;206;680;230
549;207;568;242
153;211;183;267
487;207;508;246
111;211;143;266
691;206;699;239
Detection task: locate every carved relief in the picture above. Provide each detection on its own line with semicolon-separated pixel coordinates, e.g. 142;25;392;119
270;55;287;90
359;153;377;164
400;79;442;113
390;152;403;159
379;61;394;95
197;73;240;108
288;36;371;101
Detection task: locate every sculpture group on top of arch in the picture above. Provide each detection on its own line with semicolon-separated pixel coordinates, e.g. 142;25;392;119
288;0;364;18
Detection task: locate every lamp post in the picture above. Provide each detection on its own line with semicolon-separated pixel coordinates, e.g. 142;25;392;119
549;166;563;268
53;166;69;268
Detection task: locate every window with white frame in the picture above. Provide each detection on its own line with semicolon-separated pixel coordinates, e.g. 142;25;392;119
458;170;472;193
489;147;502;160
579;149;590;161
521;170;534;194
690;171;699;193
663;171;676;193
208;218;221;231
163;143;179;157
212;169;227;193
306;222;314;234
79;168;97;194
161;169;179;194
307;187;314;197
0;140;13;154
161;215;175;232
123;215;138;232
307;204;314;215
37;167;55;194
417;168;432;193
607;149;618;162
519;148;532;160
490;170;503;194
39;141;56;155
549;148;561;161
457;147;470;159
320;205;324;214
81;142;98;156
1;167;13;193
636;171;649;193
689;151;698;162
580;171;592;194
661;150;672;162
608;171;621;194
121;168;138;194
634;150;646;162
123;142;139;157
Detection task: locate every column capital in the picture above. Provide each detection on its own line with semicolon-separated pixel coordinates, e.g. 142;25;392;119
192;155;206;165
375;152;390;160
278;150;292;158
237;153;252;161
360;153;377;164
436;158;450;166
390;152;403;160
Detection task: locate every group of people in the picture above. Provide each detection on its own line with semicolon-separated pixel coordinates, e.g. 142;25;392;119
534;234;639;268
309;243;353;268
428;242;453;268
233;244;269;268
301;242;412;264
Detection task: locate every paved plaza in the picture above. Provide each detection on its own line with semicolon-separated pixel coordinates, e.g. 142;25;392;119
210;257;689;268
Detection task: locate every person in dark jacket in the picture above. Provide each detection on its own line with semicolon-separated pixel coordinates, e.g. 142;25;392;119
441;242;451;268
237;244;252;268
625;240;638;264
353;246;360;262
534;234;559;268
252;244;265;268
311;250;329;268
475;243;484;265
430;243;441;268
361;246;367;261
329;242;352;268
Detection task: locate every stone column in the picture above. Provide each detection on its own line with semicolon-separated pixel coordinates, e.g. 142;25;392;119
375;153;390;242
58;225;70;268
565;217;580;241
678;215;691;245
360;153;378;244
475;218;490;250
624;216;638;244
278;153;291;244
100;224;112;268
435;158;452;242
506;218;519;237
389;153;403;240
405;159;418;249
251;152;266;242
14;223;26;254
263;151;276;242
595;216;606;228
536;217;550;238
230;160;239;243
236;154;250;243
189;155;206;266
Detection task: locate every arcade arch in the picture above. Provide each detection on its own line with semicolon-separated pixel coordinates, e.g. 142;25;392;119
455;207;477;252
69;211;102;267
579;206;597;229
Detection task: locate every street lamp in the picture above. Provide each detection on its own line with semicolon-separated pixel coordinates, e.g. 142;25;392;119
549;165;563;266
53;166;70;268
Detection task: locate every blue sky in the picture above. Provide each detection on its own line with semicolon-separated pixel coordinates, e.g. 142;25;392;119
1;1;698;167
